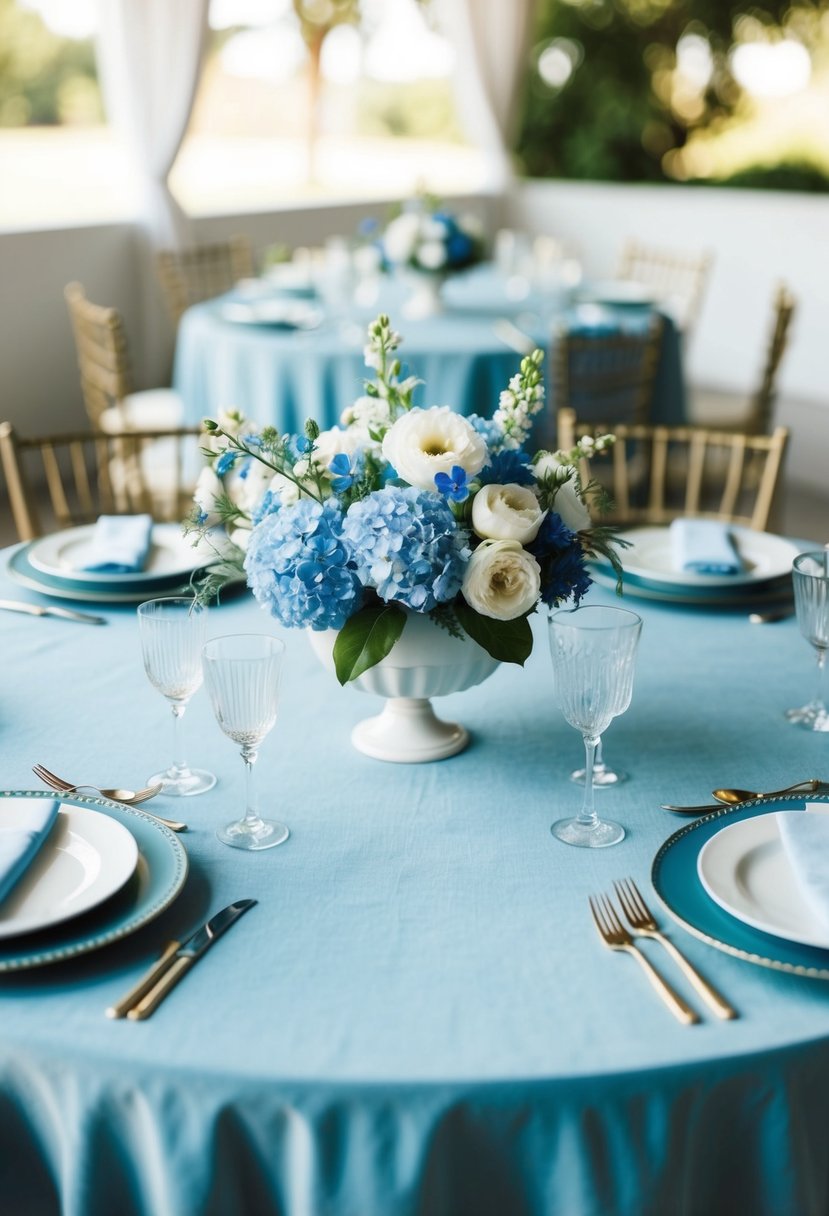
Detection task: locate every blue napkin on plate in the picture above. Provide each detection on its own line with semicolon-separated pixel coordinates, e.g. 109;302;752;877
777;810;829;927
80;514;153;574
670;519;743;575
0;799;60;906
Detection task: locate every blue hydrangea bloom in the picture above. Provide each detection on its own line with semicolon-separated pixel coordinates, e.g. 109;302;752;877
244;498;363;630
478;448;535;487
434;465;469;503
251;488;281;526
342;486;469;612
529;512;592;607
467;413;501;446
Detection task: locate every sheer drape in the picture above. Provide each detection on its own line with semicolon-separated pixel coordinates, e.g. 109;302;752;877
94;0;209;247
440;0;536;190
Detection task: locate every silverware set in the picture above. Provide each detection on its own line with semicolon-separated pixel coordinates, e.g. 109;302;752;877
661;777;824;816
589;877;737;1023
32;764;188;832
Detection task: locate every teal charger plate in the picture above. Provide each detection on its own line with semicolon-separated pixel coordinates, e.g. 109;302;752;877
6;543;200;605
652;794;829;980
0;790;188;971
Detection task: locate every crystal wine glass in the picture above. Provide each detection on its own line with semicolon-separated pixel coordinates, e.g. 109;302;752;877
570;737;628;787
202;634;289;850
786;551;829;732
548;605;642;848
137;597;216;797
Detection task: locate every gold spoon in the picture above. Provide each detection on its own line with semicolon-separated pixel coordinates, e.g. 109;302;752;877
712;778;823;804
31;765;187;832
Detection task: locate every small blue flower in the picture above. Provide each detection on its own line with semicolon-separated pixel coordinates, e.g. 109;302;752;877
243;434;262;447
328;452;354;493
216;449;239;476
295;435;313;455
434;465;469;503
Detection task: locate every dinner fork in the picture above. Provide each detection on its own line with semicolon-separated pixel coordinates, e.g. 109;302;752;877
32;765;187;833
614;878;737;1021
588;894;700;1024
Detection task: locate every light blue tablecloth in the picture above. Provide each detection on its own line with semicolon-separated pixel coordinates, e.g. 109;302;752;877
1;550;827;1216
173;265;686;437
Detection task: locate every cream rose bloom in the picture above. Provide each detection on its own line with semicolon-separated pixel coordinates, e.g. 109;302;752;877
462;540;541;621
552;475;592;533
472;483;545;544
382;406;487;491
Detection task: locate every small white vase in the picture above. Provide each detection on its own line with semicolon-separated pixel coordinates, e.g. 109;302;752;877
307;610;499;763
401;271;446;320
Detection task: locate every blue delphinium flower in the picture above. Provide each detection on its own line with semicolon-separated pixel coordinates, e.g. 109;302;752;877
294;435;313;456
216;449;240;476
329;453;355;493
343;486;469;612
245;498;362;630
434;464;469;503
529;512;592;607
478;448;535;487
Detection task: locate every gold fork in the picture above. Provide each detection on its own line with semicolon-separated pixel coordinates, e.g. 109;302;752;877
32;765;187;833
588;894;700;1025
614;878;738;1021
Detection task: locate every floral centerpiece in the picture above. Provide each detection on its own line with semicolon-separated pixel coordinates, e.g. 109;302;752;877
189;315;622;694
378;199;485;318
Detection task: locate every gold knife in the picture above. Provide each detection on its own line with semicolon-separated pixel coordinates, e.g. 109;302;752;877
0;598;106;625
106;900;256;1020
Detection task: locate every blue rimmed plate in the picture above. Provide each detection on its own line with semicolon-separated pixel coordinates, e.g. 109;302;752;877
0;790;188;971
6;543;201;605
652;794;829;979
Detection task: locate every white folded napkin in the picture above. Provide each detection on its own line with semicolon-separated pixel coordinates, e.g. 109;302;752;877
670;519;743;575
0;799;60;906
777;810;829;928
79;514;153;574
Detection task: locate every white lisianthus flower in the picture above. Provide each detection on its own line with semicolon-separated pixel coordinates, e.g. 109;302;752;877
383;212;420;263
532;453;592;533
417;240;448;271
382;406;487;491
472;483;546;544
462;540;541;621
312;426;364;473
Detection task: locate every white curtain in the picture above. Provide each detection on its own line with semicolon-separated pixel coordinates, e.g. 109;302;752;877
95;0;210;248
441;0;536;190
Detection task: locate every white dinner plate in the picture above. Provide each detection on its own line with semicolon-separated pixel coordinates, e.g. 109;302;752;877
219;299;323;329
27;523;213;585
0;802;138;939
594;525;800;591
588;565;794;607
697;811;829;950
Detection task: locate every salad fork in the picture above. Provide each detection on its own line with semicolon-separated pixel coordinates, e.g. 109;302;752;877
588;894;699;1024
32;765;187;832
614;878;737;1020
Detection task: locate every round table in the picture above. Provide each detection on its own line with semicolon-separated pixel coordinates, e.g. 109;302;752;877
173;265;686;437
0;553;826;1216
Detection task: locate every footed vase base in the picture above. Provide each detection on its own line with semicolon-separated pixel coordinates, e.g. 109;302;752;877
352;697;469;763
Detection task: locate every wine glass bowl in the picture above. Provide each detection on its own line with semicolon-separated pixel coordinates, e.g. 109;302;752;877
137;597;216;797
786;551;829;732
548;605;642;848
202;634;289;850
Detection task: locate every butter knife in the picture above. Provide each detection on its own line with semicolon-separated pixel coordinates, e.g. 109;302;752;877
0;598;106;625
106;899;256;1020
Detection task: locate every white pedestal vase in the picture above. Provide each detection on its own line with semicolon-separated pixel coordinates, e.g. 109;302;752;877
400;271;446;320
307;610;499;763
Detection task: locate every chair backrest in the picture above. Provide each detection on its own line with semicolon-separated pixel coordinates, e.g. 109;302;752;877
544;315;664;450
616;239;713;335
746;283;797;435
156;235;255;326
557;407;789;532
0;422;204;541
64;282;134;429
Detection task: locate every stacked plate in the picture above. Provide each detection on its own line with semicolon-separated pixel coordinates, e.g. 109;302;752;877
653;795;829;979
589;525;799;608
0;791;187;971
219;297;323;330
7;523;218;605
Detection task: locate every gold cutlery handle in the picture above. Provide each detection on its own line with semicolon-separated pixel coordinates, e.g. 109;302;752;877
652;932;738;1020
106;941;181;1019
624;944;700;1025
126;954;193;1020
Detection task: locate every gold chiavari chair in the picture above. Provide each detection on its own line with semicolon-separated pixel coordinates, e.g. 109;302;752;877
616;239;713;336
543;315;664;451
0;422;203;542
64;282;183;433
556;407;789;533
156;235;255;328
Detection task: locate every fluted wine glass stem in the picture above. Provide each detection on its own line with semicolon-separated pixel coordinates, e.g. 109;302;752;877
169;702;190;780
814;648;828;713
577;734;600;829
241;746;264;832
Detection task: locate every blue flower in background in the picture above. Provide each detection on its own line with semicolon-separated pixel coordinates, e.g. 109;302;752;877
358;216;379;236
343;486;469;612
294;435;313;456
529;512;592;607
434;465;469;503
328;453;355;493
216;449;240;476
447;231;473;266
478;448;535;487
245;498;362;630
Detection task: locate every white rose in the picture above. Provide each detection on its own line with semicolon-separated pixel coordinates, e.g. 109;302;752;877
553;475;592;533
417;240;447;271
382;406;487;491
462;540;541;621
472;483;545;544
383;212;420;263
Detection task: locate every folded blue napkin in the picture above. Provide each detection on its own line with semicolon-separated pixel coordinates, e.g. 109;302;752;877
80;514;153;574
777;811;829;927
0;799;60;906
670;519;743;575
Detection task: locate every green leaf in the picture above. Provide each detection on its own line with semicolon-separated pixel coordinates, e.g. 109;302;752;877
332;602;406;684
455;601;534;666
